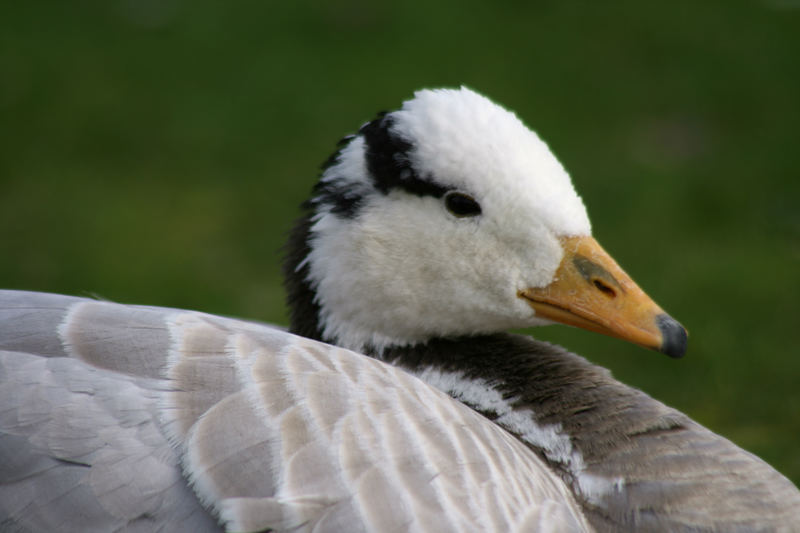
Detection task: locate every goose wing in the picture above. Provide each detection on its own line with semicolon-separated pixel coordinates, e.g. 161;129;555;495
0;290;590;532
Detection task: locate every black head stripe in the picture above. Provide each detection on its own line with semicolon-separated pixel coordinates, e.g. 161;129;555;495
309;176;368;219
309;111;449;220
360;113;448;198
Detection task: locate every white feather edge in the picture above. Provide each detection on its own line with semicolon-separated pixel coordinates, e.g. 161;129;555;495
411;366;626;507
140;308;589;532
54;299;590;532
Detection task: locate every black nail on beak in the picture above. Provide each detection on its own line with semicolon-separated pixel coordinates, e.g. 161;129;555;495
657;313;688;358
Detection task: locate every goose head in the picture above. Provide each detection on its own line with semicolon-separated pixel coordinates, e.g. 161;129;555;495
289;87;687;357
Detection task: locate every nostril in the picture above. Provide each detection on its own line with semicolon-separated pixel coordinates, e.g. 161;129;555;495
574;255;622;298
593;279;617;298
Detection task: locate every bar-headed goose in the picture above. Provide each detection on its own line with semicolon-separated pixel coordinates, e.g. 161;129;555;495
1;88;798;532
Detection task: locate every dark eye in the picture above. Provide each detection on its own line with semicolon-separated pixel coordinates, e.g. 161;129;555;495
444;192;482;218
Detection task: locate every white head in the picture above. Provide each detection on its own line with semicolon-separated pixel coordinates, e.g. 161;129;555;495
295;87;685;357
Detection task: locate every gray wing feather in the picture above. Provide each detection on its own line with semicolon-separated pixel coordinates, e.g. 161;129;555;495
0;290;588;532
0;351;219;532
0;291;82;357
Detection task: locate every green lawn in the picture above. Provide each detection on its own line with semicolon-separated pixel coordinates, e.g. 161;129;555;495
2;1;798;484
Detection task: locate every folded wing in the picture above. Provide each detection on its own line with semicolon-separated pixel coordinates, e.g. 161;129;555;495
0;291;589;532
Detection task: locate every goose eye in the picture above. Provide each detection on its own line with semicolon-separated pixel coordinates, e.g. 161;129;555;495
444;192;482;217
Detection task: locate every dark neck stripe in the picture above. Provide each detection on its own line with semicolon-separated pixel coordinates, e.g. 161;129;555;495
283;213;326;342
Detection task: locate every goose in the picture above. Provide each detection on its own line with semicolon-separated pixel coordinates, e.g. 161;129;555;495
1;87;798;532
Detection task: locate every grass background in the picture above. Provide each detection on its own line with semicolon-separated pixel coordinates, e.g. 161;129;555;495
2;1;798;484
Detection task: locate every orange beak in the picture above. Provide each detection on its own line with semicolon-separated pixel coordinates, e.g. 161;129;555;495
519;236;687;358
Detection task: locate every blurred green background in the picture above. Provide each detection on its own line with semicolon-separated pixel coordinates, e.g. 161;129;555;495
2;1;798;484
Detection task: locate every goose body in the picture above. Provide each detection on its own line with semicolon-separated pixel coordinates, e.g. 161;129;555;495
2;88;799;532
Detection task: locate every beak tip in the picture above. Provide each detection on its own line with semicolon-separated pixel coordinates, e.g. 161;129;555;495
657;313;688;358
